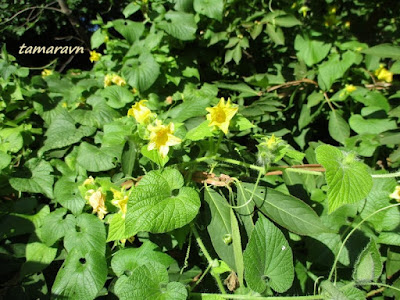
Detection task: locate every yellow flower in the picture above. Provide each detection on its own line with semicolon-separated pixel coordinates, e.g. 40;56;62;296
299;6;310;17
375;65;393;83
104;74;113;87
344;21;351;28
389;186;400;202
111;188;129;218
41;69;53;77
206;98;238;135
89;50;101;63
263;134;282;150
85;188;107;219
62;102;68;108
345;84;357;93
127;100;154;124
111;74;126;86
83;176;95;186
147;120;181;158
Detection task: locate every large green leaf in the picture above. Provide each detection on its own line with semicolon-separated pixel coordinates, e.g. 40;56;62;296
353;240;382;283
0;127;23;153
157;11;197;41
360;177;400;231
9;159;54;199
243;215;294;293
64;213;106;255
111;241;174;276
361;44;400;60
349;114;397;135
294;35;331;66
242;183;330;235
125;168;200;236
52;248;107;300
114;261;187;300
54;176;85;215
316;144;373;213
204;188;237;271
103;86;134;109
122;53;160;92
329;110;350;145
41;110;96;153
194;0;223;22
76;142;116;172
40;208;75;246
21;236;57;276
112;19;144;44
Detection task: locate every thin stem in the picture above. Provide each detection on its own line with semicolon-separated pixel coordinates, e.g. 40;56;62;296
328;203;400;281
212;156;265;172
189;264;212;291
371;171;400;178
191;224;227;294
190;293;324;300
362;282;400;293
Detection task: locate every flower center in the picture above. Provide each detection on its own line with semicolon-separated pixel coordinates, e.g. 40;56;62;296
214;108;226;123
156;129;169;146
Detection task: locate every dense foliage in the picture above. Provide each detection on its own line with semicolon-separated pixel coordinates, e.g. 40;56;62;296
1;0;400;299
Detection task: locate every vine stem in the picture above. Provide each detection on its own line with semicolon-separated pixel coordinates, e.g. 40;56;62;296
190;293;324;300
371;171;400;178
328;203;400;282
362;282;400;293
190;224;227;294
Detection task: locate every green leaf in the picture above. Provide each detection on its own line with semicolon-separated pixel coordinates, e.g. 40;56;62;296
274;14;301;27
122;2;141;18
90;29;105;49
52;248;107;300
76;142;116;172
329;111;350;144
243;215;294;293
158;11;197;41
349;114;397;135
40;208;75;246
41;110;96;153
54;176;85;215
122;52;160;92
0;127;23;153
114;261;187;300
294;35;331;66
194;0;223;21
204;188;237;271
9;159;54;199
140;145;170;167
0;150;11;170
360;177;399;231
186;120;214;141
112;19;144;44
266;24;285;45
107;213;126;242
242;183;330;235
315;144;373;213
103;86;134;109
21;237;57;276
230;209;244;286
111;241;174;276
361;44;400;60
377;232;400;246
125;168;200;236
318;51;358;90
64;213;106;255
353;240;382;283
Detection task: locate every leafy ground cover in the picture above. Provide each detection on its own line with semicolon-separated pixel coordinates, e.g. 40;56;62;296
1;0;400;299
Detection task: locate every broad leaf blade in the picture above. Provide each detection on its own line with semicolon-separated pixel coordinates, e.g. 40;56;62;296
243;215;294;293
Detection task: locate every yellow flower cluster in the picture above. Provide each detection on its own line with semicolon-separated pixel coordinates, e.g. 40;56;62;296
390;186;400;202
104;74;126;87
111;188;129;218
127;101;181;158
41;69;53;77
375;64;393;83
206;98;238;135
85;188;108;220
89;50;101;63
